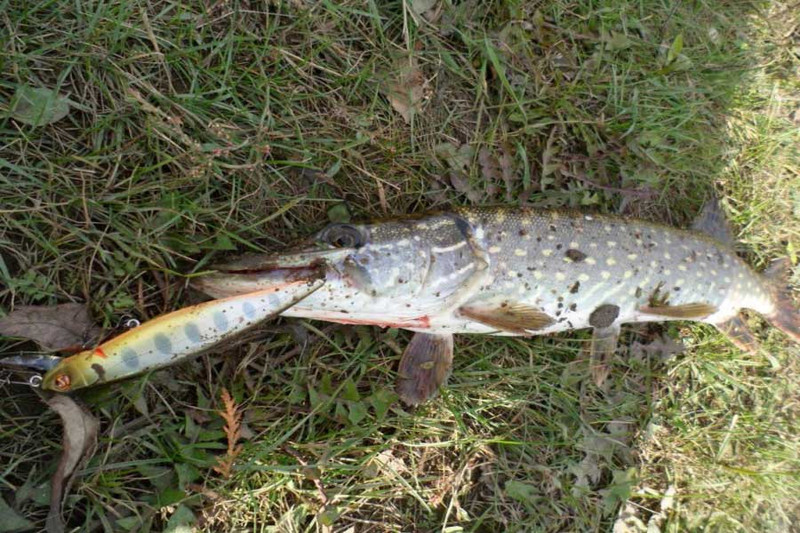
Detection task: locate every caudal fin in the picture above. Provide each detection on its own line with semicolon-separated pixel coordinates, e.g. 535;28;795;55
764;258;800;343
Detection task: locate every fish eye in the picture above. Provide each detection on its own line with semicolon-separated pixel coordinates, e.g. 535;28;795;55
54;373;71;391
320;224;365;249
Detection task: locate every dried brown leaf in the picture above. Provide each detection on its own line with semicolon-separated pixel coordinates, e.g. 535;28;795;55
630;334;685;363
383;59;427;124
499;143;516;202
45;395;99;533
0;303;101;351
448;171;481;203
478;148;501;182
213;388;243;478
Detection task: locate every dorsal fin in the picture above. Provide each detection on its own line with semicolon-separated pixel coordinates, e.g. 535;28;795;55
459;302;555;335
691;195;734;246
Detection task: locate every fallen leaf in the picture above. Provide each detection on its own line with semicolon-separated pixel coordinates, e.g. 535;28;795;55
383;58;427;124
45;395;99;533
478;148;501;182
630;334;685;363
10;86;71;127
410;0;436;16
327;202;351;223
499;144;516;202
449;171;482;203
0;495;33;532
435;142;474;170
604;31;632;51
0;303;101;351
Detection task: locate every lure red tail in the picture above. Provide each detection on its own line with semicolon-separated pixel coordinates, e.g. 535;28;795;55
765;258;800;343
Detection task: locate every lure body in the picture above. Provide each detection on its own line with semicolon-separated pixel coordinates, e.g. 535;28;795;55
41;278;323;391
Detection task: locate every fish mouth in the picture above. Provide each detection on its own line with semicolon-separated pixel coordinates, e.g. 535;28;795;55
192;247;349;298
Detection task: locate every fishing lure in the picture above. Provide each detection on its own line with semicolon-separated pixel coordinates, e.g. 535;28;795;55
38;278;324;392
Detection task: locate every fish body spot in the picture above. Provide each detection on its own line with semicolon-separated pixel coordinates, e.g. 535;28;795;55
589;304;620;328
242;301;257;319
606;257;617;266
154;333;173;354
601;271;611;279
565;249;587;262
91;363;106;380
489;246;502;254
214;312;230;332
122;349;139;369
178;323;201;344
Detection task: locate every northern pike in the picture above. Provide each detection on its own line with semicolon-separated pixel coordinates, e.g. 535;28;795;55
195;206;800;404
37;277;324;392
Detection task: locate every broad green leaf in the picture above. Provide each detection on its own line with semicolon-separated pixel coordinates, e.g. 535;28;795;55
10;86;70;126
0;496;33;532
164;504;196;532
348;401;368;425
605;31;632;51
342;378;360;402
410;0;436;16
505;480;539;504
667;33;684;64
327;203;351;223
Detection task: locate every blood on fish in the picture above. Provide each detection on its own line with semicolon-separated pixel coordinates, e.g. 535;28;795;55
94;347;107;358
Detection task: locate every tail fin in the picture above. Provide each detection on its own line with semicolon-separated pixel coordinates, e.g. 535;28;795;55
764;258;800;343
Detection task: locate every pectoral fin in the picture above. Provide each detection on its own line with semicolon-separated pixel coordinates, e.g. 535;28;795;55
590;325;620;386
639;302;718;319
459;302;555;335
715;314;760;354
396;332;454;406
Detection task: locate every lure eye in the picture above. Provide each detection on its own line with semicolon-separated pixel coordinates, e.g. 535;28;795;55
54;374;71;391
319;224;365;249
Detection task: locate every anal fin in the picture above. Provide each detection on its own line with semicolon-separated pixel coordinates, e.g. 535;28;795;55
459;302;554;335
639;302;718;320
396;332;454;406
590;325;620;387
714;314;760;354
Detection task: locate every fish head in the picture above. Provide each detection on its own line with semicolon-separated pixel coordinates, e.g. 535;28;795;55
41;351;96;392
195;214;485;321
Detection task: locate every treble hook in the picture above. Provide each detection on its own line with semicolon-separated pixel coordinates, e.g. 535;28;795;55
0;370;43;388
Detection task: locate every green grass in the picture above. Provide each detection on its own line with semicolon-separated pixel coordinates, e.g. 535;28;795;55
1;0;799;531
